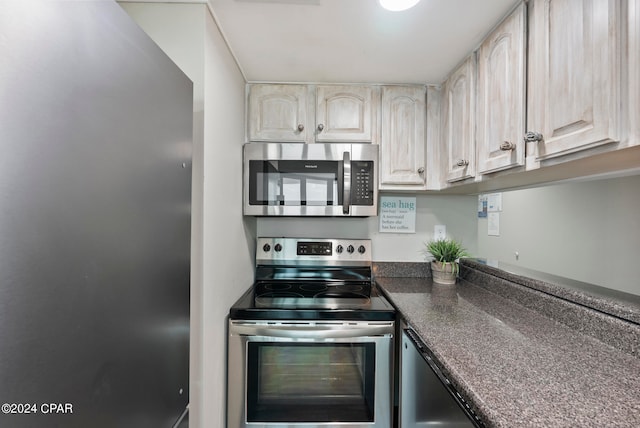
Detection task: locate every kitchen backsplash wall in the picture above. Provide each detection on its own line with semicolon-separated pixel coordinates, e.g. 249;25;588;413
478;174;640;296
258;173;640;297
257;194;478;262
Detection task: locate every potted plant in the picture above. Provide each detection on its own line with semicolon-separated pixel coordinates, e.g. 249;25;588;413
423;238;470;285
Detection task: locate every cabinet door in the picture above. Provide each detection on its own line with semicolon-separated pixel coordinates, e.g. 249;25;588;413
527;0;620;161
476;3;526;174
315;85;376;142
442;55;476;183
248;84;310;142
628;0;640;145
379;86;426;187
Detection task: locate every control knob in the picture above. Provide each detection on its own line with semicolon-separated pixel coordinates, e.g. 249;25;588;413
274;243;283;252
347;245;355;254
358;245;366;254
262;243;271;252
336;245;344;254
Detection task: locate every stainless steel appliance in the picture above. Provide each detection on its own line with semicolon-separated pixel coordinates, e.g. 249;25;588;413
243;143;378;216
228;238;395;428
400;328;484;427
1;2;191;427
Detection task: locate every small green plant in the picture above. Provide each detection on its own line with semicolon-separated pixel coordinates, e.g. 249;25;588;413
423;238;470;275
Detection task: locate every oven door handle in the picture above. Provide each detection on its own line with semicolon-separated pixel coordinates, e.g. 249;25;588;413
232;323;393;340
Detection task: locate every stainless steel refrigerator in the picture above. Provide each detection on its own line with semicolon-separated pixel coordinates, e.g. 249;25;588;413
0;1;192;427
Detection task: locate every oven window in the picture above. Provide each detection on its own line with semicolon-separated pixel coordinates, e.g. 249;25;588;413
249;160;342;207
246;343;376;423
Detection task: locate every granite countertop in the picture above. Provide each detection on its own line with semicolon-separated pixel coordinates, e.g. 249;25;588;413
376;273;640;427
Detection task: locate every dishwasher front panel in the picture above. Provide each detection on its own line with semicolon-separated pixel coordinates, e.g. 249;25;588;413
400;329;483;427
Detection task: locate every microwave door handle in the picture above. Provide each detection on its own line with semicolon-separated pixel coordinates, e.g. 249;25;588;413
343;151;351;214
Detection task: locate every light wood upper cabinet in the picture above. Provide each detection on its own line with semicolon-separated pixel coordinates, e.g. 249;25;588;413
442;54;476;183
476;3;526;175
627;0;639;146
379;86;426;188
526;0;621;162
248;84;377;143
248;84;312;142
315;85;377;142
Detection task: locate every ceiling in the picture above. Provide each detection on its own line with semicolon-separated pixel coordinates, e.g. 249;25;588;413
207;0;520;85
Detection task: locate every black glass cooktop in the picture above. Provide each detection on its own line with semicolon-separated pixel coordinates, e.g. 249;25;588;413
255;280;370;298
229;284;395;320
230;264;396;320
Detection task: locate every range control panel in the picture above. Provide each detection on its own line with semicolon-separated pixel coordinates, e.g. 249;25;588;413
297;241;333;256
256;237;371;266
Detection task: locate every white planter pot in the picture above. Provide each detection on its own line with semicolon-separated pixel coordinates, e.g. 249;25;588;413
430;261;457;285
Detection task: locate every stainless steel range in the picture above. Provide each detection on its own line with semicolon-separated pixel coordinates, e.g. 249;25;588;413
227;238;395;428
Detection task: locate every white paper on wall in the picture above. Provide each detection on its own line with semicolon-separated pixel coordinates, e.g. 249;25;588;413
488;212;500;236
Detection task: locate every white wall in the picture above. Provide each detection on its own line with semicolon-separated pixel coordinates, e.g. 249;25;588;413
257;193;478;262
118;3;253;427
201;8;255;428
477;174;640;296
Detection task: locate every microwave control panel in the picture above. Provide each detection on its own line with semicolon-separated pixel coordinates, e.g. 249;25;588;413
351;161;374;206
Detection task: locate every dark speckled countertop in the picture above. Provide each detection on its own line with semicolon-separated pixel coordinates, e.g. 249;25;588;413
374;262;640;428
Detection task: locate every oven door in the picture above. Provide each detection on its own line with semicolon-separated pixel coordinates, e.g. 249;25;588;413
227;320;394;428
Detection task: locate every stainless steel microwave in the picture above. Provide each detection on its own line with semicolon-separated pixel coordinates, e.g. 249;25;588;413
243;142;378;216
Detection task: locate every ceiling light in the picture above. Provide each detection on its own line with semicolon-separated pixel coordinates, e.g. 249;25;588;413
379;0;421;12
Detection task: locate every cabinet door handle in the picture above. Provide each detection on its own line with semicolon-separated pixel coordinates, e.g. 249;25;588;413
297;124;304;132
524;131;543;142
417;167;425;174
456;159;469;167
500;141;516;151
317;124;325;132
